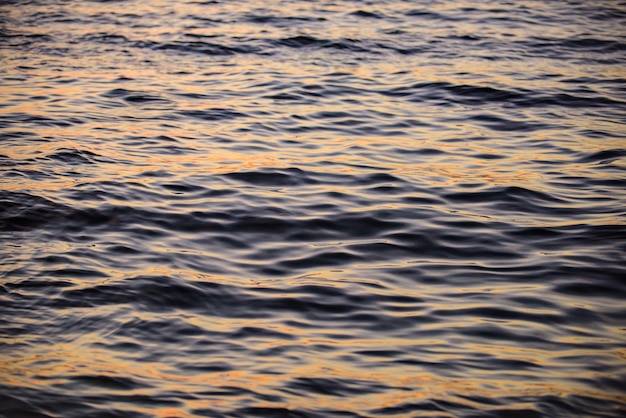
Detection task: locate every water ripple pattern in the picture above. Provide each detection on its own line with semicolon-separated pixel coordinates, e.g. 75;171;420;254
1;0;625;417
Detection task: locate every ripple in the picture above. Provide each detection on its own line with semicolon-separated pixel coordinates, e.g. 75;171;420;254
1;0;625;416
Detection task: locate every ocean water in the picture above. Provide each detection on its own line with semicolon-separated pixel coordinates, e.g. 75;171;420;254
1;0;625;417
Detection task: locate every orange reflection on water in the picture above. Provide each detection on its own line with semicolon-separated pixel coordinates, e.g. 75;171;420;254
2;1;624;416
2;272;625;417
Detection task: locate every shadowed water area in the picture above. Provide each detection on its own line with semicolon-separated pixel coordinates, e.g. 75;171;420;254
1;0;625;416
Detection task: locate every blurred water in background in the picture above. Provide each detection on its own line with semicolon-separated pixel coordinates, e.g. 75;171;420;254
1;0;625;417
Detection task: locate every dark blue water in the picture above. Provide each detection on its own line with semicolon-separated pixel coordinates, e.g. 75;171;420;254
1;1;626;417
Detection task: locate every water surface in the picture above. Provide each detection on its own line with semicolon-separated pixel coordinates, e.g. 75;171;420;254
1;0;626;417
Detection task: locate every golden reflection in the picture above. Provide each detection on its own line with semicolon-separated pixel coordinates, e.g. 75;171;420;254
2;302;625;418
2;1;625;416
149;408;188;418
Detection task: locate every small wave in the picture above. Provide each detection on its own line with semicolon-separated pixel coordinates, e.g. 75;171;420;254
576;149;626;165
243;14;326;25
177;108;246;121
0;113;83;128
136;39;256;56
223;168;318;187
80;33;130;44
2;0;625;416
348;10;386;20
101;88;170;104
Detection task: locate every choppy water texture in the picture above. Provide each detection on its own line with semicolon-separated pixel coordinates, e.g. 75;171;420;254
1;0;626;417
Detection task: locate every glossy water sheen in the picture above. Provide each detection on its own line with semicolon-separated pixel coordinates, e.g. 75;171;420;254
1;0;625;417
